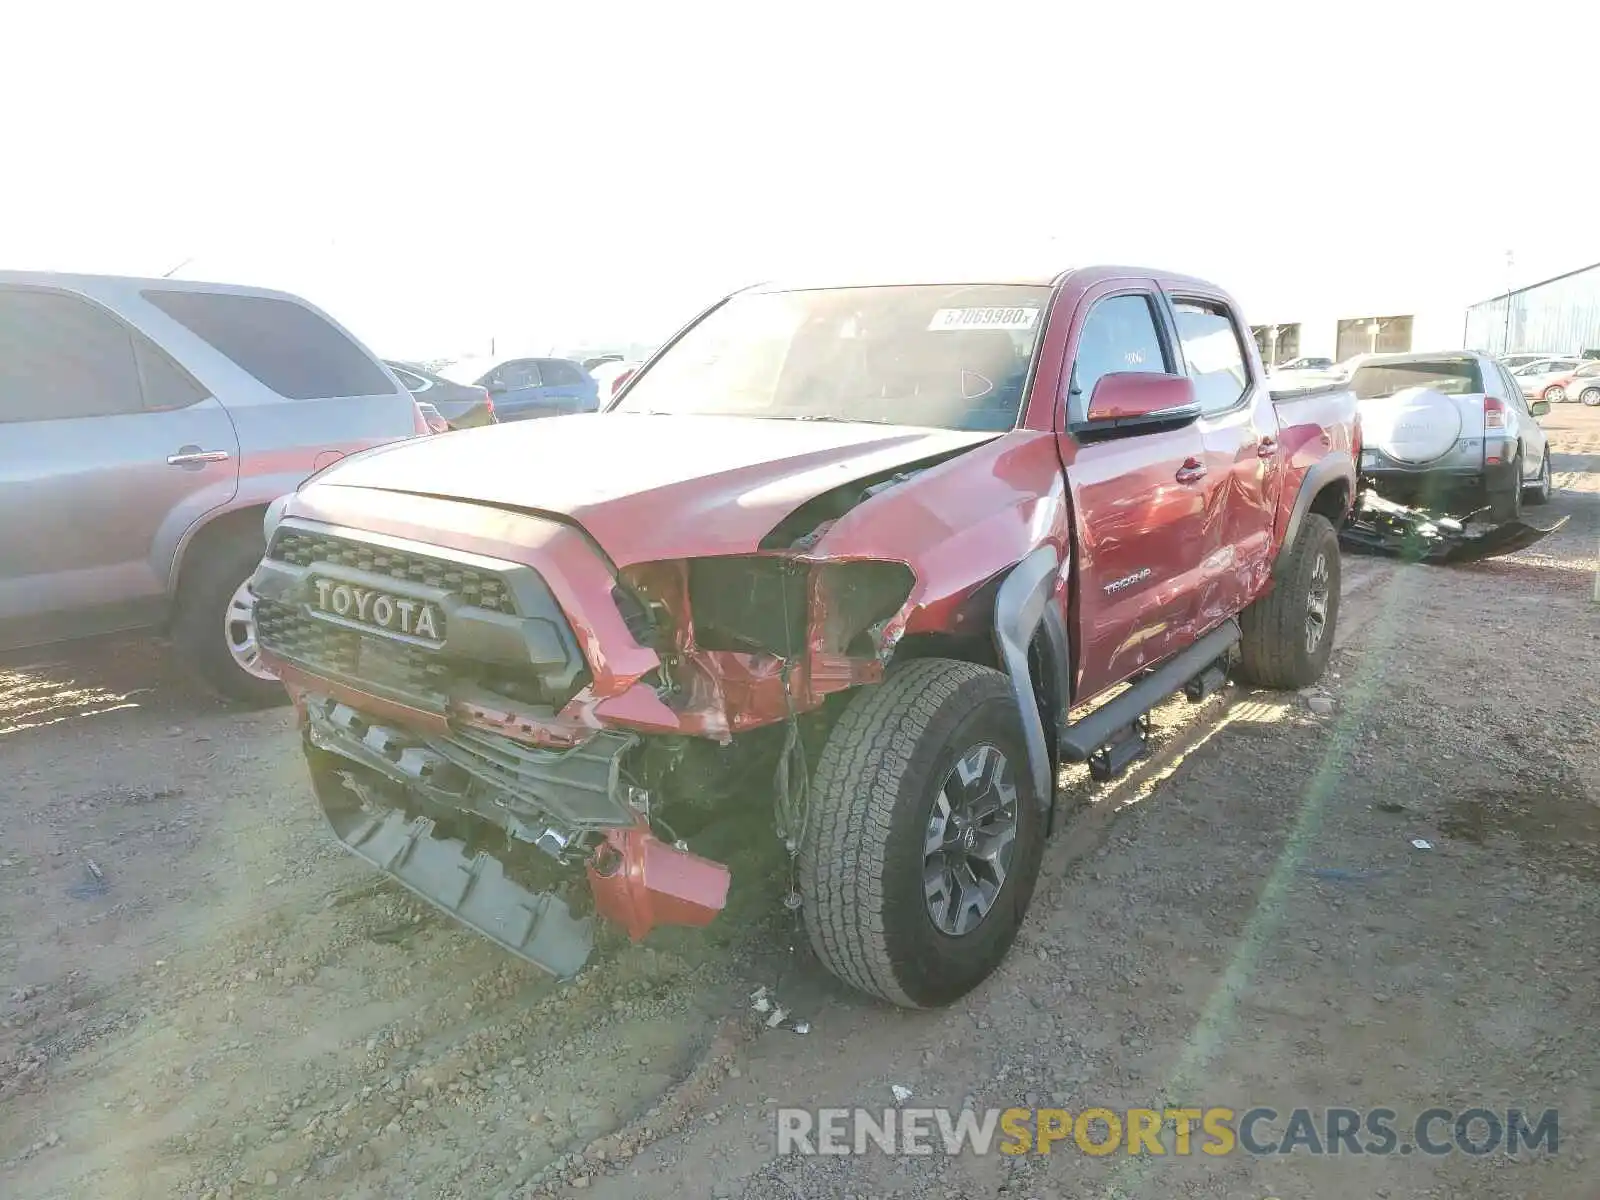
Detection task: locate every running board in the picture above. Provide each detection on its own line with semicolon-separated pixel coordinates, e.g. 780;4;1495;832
1058;620;1242;763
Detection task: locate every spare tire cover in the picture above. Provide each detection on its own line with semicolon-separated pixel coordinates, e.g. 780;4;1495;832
1359;386;1462;464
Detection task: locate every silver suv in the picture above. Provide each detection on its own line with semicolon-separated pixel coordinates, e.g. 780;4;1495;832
0;272;426;704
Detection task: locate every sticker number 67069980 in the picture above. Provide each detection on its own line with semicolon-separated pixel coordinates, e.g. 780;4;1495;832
927;307;1040;332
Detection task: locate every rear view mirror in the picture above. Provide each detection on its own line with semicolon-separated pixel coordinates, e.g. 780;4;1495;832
1530;400;1551;417
1085;372;1198;424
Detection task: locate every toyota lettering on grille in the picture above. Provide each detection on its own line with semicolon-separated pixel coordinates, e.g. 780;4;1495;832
309;578;443;643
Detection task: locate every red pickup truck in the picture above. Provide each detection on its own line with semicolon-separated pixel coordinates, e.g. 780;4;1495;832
253;265;1358;1008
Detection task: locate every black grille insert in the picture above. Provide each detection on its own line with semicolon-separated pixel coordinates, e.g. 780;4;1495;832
269;530;516;615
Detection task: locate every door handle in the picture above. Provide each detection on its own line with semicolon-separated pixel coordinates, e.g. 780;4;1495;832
167;448;231;467
1257;437;1279;458
1175;457;1207;484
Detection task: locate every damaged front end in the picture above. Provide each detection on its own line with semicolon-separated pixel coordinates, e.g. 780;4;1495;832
1339;488;1570;564
255;492;924;979
299;696;732;979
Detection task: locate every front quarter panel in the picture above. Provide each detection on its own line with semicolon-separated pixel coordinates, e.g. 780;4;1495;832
803;431;1070;640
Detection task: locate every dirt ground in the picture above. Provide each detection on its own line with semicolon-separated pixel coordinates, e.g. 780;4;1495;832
4;406;1597;1200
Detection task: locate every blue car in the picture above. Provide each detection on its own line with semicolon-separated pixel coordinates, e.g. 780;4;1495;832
439;355;599;420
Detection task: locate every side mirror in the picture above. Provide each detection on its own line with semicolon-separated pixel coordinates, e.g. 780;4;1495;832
1530;400;1551;417
610;367;637;397
486;380;507;395
1085;372;1198;424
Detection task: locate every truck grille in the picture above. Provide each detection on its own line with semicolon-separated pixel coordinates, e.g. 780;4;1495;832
255;600;454;707
256;526;589;712
269;530;517;615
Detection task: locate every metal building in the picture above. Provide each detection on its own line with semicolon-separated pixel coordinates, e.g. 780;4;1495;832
1464;261;1600;356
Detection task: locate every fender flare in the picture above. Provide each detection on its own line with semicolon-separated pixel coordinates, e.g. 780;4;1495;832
991;545;1068;808
1275;451;1355;579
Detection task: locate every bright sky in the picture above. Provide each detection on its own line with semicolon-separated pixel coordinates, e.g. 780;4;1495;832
5;1;1598;359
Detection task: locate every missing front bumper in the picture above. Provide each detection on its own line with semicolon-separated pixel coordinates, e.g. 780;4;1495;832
1340;489;1571;564
311;751;596;978
300;695;732;976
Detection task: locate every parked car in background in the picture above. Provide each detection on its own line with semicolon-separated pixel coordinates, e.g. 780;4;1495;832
1509;356;1584;402
0;272;429;704
438;355;599;420
1540;359;1600;406
589;358;642;400
1267;355;1347;387
582;354;624;371
384;360;497;429
415;401;451;434
1350;350;1552;521
1574;362;1600;405
1499;352;1570;371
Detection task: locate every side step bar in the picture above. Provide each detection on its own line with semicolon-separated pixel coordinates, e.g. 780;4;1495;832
1058;619;1241;763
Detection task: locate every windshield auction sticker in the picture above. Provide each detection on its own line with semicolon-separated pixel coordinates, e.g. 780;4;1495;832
927;307;1040;332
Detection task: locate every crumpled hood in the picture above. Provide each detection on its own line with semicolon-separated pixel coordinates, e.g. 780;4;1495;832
308;413;998;565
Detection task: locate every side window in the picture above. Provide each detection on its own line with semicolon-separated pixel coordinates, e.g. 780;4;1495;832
135;338;211;411
141;289;396;400
540;359;584;386
391;367;429;392
1171;298;1251;414
0;289;145;422
504;360;543;388
1067;293;1170;424
1499;366;1531;412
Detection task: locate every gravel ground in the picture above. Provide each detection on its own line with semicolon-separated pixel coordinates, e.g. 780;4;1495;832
3;406;1597;1200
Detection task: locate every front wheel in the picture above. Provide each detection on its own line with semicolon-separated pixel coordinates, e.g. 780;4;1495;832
800;659;1045;1008
1581;387;1600;407
1236;513;1341;690
1543;385;1567;404
173;533;288;707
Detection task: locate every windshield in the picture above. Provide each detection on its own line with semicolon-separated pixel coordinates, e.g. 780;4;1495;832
612;284;1052;431
1350;359;1483;400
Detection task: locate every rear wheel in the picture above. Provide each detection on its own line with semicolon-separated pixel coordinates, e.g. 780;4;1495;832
1525;448;1553;505
1543;385;1567;404
1488;450;1524;523
173;532;287;707
1236;513;1340;690
800;658;1045;1008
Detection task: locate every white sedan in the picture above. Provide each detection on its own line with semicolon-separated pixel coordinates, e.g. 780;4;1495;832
1510;357;1584;402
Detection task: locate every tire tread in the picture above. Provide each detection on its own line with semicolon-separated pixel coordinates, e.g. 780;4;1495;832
799;658;1002;1007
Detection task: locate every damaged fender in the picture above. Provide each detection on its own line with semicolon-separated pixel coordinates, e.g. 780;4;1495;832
992;544;1063;807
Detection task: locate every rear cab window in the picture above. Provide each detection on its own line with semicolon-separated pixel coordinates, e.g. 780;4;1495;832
1350;359;1483;400
1170;297;1251;413
141;289;396;400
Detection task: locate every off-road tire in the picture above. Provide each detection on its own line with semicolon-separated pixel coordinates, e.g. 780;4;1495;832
1525;448;1553;505
1236;513;1341;690
173;532;287;708
800;658;1045;1008
1488;450;1524;524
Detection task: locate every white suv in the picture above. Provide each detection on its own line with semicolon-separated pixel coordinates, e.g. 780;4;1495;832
1350;351;1553;523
